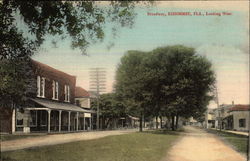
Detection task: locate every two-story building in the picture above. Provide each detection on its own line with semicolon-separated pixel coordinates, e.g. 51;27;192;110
13;60;95;133
75;86;92;130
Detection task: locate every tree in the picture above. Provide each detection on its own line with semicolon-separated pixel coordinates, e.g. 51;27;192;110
115;45;215;131
148;45;215;130
0;1;152;109
115;50;148;132
91;93;126;129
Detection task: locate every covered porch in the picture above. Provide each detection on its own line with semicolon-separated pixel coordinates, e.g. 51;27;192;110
17;98;95;133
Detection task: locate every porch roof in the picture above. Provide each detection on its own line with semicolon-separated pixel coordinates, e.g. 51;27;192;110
30;98;96;113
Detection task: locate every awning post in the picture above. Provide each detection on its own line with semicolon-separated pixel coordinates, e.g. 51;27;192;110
76;112;79;131
68;111;71;132
59;110;62;132
47;109;51;133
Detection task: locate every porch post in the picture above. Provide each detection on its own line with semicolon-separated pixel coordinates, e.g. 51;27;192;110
47;109;51;133
59;110;62;132
68;111;71;132
76;112;79;131
83;113;85;131
90;113;92;130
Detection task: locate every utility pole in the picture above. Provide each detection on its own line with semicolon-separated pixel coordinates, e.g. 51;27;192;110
215;85;221;131
89;68;106;130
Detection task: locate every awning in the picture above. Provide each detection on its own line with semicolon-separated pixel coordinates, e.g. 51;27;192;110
127;115;139;120
29;98;96;113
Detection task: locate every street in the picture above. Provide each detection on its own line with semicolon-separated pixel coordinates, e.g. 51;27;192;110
163;126;246;161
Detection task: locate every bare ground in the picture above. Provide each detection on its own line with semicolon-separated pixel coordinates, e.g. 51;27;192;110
162;126;246;161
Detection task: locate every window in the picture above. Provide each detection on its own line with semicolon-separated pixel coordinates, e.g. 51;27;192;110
76;100;80;106
16;109;24;127
16;119;23;127
239;119;246;128
30;111;37;127
37;76;45;97
52;80;59;100
64;85;70;102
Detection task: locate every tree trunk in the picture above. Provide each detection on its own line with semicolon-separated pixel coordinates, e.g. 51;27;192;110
156;116;158;129
160;116;163;129
175;114;179;130
171;115;175;131
139;112;143;132
143;115;145;128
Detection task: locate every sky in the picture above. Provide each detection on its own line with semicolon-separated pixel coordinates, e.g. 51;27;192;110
32;1;249;109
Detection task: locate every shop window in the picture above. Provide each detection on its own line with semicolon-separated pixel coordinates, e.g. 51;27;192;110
16;119;23;127
30;111;37;127
40;111;47;126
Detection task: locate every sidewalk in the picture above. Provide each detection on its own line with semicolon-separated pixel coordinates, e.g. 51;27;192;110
211;128;249;136
1;129;137;152
162;126;246;161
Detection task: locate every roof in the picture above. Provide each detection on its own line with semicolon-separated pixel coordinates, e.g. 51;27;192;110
128;115;139;120
75;86;90;97
229;105;250;112
30;98;95;113
32;59;76;82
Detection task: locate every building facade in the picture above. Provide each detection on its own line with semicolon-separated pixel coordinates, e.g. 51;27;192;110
13;60;95;133
224;105;250;131
75;86;92;130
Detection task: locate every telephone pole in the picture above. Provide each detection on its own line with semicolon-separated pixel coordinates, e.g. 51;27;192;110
215;85;221;131
89;68;106;130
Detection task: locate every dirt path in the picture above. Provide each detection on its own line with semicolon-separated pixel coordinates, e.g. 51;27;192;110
1;129;137;152
163;126;246;161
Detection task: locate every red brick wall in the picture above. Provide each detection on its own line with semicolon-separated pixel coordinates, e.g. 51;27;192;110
32;60;76;104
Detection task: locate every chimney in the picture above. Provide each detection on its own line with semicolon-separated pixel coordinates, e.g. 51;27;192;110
232;101;234;105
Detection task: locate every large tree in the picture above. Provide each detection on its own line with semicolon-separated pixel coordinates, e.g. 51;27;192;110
115;45;215;131
0;1;151;109
115;50;149;131
153;46;215;130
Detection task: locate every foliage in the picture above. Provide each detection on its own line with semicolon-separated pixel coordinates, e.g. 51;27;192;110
115;50;148;131
115;45;216;130
91;93;126;118
0;58;36;108
1;1;150;57
0;1;152;108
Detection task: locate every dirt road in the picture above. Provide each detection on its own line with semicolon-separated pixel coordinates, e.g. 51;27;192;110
164;126;246;161
1;129;137;152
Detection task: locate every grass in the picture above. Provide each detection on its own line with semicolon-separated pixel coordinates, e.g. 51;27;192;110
1;130;180;161
1;134;44;141
206;129;248;155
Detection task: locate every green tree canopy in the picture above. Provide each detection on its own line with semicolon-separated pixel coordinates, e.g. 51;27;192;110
115;45;215;131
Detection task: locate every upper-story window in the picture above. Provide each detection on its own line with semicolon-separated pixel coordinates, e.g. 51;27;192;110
64;85;70;102
37;76;45;98
52;80;59;100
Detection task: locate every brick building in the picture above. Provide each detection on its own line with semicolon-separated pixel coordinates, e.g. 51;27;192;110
9;60;95;133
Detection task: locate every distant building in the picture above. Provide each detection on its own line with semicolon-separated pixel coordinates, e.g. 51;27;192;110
205;103;249;132
205;108;216;128
224;105;250;131
75;86;92;130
